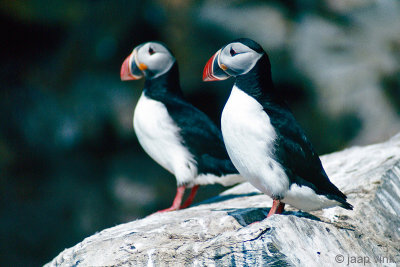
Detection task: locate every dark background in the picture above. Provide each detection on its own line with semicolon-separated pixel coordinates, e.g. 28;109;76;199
1;0;399;266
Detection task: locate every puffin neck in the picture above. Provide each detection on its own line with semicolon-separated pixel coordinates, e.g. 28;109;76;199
143;63;184;99
234;54;275;103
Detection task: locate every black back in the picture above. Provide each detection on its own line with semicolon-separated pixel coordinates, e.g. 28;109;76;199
236;53;352;208
143;63;238;176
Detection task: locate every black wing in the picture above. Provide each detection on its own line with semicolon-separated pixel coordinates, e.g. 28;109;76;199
163;95;238;176
265;102;350;206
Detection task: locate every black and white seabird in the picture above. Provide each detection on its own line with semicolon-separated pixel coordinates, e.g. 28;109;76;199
120;41;243;212
203;38;353;217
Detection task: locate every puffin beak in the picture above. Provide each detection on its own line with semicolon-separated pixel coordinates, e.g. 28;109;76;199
120;49;143;81
202;49;230;82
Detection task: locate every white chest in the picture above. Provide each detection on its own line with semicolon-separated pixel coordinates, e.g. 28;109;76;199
221;86;289;197
133;93;197;185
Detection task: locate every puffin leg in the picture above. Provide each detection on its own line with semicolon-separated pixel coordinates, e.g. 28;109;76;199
156;186;185;213
267;199;285;218
180;185;199;209
276;201;285;214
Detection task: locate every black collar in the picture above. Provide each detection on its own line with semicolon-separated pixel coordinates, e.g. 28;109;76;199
143;63;184;100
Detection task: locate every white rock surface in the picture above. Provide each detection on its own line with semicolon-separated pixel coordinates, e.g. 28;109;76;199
291;2;400;145
46;134;400;266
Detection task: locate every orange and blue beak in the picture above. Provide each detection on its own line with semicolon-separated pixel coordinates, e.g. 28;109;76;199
120;48;144;81
202;49;230;82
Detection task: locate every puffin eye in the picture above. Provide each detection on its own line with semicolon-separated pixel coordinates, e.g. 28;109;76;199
230;47;237;56
148;47;155;55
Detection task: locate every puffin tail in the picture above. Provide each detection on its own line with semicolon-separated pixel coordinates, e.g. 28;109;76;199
339;200;353;210
325;189;353;210
195;156;246;186
324;179;353;210
194;173;245;186
331;191;353;210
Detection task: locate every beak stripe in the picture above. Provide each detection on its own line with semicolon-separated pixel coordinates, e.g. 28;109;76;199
138;63;148;71
120;48;143;81
202;49;231;82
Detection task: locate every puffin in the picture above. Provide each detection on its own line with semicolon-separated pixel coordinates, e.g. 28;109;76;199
120;41;243;212
203;38;352;217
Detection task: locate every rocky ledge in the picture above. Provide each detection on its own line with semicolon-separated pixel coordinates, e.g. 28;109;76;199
46;134;400;266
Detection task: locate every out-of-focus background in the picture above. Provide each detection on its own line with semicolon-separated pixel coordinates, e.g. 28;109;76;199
1;0;399;265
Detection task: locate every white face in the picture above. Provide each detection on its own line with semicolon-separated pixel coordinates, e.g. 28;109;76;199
134;42;175;79
219;42;263;76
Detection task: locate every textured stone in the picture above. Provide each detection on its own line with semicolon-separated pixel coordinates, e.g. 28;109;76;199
46;134;400;266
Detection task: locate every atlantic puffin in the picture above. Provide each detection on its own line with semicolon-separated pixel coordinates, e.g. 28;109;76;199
203;38;352;217
120;41;243;212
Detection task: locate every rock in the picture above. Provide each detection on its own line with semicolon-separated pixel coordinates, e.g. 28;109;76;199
46;134;400;266
291;2;400;145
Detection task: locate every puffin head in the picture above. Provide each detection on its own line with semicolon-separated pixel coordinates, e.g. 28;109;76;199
120;41;176;81
203;38;265;81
